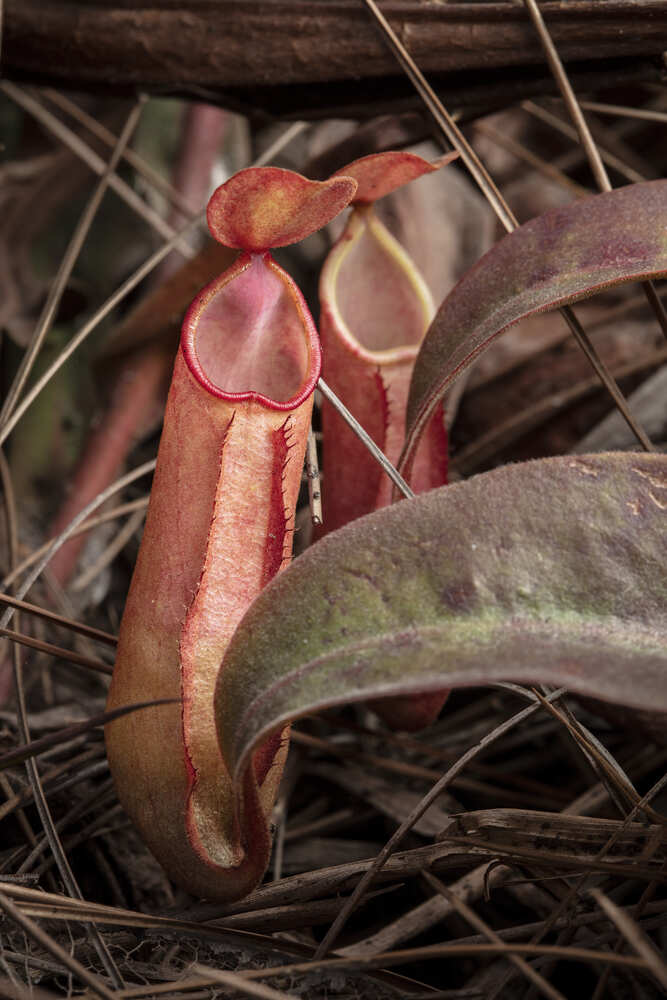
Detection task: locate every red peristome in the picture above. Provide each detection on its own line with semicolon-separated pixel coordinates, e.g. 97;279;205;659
206;167;357;251
182;252;321;409
333;150;459;204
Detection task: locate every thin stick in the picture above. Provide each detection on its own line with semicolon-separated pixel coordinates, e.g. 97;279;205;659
42;89;200;218
192;943;652;980
521;0;667;341
0;452;43;867
0;455;155;981
640;279;667;341
591;774;667;1000
0;747;102;824
579;100;667;125
0;593;117;646
0;82;192;251
71;507;146;593
531;689;657;821
0;446;21;691
0;627;112;675
422;871;566;1000
318;378;414;500
5;897;656;977
472;119;589;198
0;122;306;449
314;688;568;958
0;890;117;1000
0;96;147;429
552;307;652;451
191;964;299;1000
521;0;609;190
115;977;234;999
522;99;647;185
589;889;667;992
0;702;175;772
305;425;323;527
0;460;155;629
2;498;149;590
360;0;516;233
450;346;667;475
490;767;667;1000
9;670;123;979
360;0;654;454
0;881;310;955
0;241;198;450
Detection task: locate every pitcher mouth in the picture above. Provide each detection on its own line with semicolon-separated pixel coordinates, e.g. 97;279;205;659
182;251;321;411
321;206;434;364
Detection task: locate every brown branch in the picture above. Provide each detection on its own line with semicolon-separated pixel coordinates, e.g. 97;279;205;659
3;2;666;117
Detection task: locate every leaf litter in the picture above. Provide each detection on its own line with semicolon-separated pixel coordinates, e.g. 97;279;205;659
0;36;666;1000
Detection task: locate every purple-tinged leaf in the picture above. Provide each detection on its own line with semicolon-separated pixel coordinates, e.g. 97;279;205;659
216;453;667;799
399;181;667;482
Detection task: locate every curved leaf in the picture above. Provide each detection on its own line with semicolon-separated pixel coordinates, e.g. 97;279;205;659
216;452;667;786
399;181;667;481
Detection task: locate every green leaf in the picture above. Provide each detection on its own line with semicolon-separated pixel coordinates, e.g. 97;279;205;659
216;452;667;788
400;181;667;479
